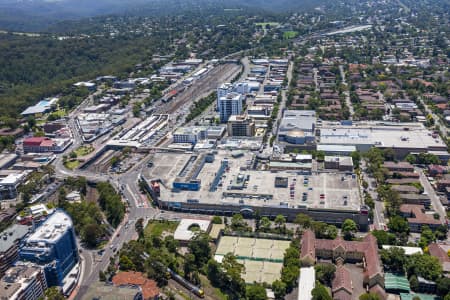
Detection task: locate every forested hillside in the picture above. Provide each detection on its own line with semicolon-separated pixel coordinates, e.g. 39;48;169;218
0;9;264;118
0;34;164;117
0;0;324;32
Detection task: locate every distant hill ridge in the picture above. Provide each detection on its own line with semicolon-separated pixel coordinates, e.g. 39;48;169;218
0;0;324;32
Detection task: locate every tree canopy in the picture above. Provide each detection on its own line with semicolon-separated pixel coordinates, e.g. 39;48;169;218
311;282;332;300
315;263;336;286
406;253;443;281
342;219;358;240
96;182;125;228
380;247;407;274
246;284;268;300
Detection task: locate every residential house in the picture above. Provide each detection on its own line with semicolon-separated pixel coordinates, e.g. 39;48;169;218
112;271;159;300
399;204;442;232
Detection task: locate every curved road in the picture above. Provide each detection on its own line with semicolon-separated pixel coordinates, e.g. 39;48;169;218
59;152;158;299
57;51;253;299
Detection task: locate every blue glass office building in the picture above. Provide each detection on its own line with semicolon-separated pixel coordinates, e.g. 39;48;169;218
19;210;79;287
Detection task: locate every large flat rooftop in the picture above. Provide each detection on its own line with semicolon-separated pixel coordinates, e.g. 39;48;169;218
279;110;316;133
145;150;361;211
319;122;446;150
26;210;72;243
0;224;30;252
0;263;43;300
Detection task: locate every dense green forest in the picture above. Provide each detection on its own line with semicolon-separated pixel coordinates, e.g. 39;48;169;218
96;182;125;228
0;34;166;118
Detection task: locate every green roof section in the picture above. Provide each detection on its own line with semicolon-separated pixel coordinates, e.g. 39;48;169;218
400;293;440;300
384;273;410;293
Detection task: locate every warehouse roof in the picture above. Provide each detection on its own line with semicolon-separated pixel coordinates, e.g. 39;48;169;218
320;123;446;150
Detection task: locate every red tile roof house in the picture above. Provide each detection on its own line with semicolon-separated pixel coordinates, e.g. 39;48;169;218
391;185;420;194
386;178;420;185
399;204;442;232
388;171;419;179
382;161;415;173
0;127;24;138
22;136;72;153
332;266;352;300
300;230;384;298
428;243;450;264
437;179;450;192
112;271;160;300
428;243;450;275
428;165;448;177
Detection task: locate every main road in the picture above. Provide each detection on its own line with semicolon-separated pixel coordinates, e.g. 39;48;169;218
418;96;449;138
416;167;447;221
60;55;244;299
59;50;270;298
56;91;160;300
63;150;158;299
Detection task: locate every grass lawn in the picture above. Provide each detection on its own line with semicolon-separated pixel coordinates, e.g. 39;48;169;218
74;145;94;157
255;22;280;27
200;274;228;300
283;31;298;39
97;240;108;250
36;119;47;126
52;109;66;118
144;220;179;238
64;160;80;170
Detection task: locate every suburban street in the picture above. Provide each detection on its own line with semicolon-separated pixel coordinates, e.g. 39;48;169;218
418;96;449;138
360;161;385;230
268;60;294;157
416;167;447;221
339;65;354;119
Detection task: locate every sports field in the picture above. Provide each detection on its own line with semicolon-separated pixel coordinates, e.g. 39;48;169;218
238;260;284;283
283;31;298;39
215;236;290;283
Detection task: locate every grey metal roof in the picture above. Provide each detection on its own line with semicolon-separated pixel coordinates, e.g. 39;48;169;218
317;144;357;152
21;106;48;115
0;224;30;253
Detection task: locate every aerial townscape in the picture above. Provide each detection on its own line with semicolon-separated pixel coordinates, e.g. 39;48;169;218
0;0;449;299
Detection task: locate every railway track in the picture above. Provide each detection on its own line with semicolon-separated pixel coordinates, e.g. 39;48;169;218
164;63;241;114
